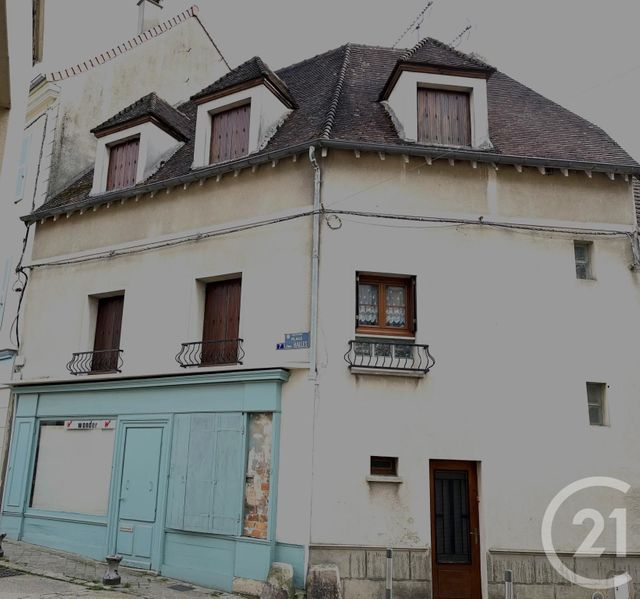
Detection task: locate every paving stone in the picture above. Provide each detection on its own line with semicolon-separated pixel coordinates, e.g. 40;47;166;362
513;583;555;599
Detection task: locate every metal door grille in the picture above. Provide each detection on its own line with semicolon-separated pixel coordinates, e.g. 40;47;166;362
434;470;471;563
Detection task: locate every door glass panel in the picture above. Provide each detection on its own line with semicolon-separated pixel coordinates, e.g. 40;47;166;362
435;470;471;563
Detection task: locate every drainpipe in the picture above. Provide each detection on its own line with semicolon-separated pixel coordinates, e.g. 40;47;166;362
308;146;321;377
306;146;322;577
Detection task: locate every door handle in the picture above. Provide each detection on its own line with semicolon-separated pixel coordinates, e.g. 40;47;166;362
470;528;479;545
148;481;154;492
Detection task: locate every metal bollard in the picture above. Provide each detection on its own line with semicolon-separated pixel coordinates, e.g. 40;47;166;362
386;547;393;599
505;569;513;599
0;533;6;558
103;554;122;586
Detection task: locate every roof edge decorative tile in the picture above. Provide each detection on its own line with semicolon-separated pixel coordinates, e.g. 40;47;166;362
46;6;203;82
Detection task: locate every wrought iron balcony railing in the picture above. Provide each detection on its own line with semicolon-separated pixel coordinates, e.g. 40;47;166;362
344;339;435;374
66;349;123;375
175;339;245;368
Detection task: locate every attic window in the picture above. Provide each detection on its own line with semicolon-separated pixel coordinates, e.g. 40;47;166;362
417;88;471;147
106;137;140;191
210;103;250;164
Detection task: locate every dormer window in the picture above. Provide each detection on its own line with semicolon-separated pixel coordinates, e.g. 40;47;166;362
190;56;296;169
90;92;189;196
106;137;140;191
417;88;471;147
210;103;250;164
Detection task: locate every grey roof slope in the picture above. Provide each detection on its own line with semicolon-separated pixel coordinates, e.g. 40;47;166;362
190;56;296;107
30;39;639;222
91;92;191;141
400;37;494;71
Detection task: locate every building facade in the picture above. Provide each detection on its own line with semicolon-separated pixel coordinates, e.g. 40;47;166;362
2;37;640;599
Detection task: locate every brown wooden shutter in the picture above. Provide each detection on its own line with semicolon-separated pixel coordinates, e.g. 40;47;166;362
417;88;471;146
202;278;241;365
209;104;250;164
106;138;140;191
92;295;124;372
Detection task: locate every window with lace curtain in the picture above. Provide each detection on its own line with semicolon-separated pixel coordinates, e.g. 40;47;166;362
356;274;415;336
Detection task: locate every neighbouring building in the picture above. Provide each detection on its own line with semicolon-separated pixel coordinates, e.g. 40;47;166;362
0;0;38;494
0;0;226;489
2;35;640;599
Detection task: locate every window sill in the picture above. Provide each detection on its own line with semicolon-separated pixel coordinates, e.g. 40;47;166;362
366;475;403;484
350;366;425;378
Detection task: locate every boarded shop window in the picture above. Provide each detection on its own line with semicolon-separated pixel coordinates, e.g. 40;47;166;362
417;88;471;147
166;413;246;535
209;104;250;164
106;137;139;191
243;413;273;539
30;421;115;515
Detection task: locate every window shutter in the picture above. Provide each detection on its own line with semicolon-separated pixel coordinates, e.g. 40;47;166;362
418;88;471;146
0;256;12;329
15;135;31;201
167;412;246;536
183;413;217;531
411;277;417;333
166;414;189;529
210;413;246;535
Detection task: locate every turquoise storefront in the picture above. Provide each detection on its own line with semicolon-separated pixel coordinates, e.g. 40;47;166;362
1;369;305;591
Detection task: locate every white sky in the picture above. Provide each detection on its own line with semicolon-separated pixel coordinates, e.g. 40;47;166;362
43;0;640;161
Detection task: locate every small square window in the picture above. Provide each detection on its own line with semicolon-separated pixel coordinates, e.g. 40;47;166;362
370;456;398;476
574;241;593;280
356;274;415;336
586;382;606;426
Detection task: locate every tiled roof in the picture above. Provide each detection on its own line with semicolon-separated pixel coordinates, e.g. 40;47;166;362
634;178;640;226
44;6;229;83
400;37;493;71
190;56;296;107
91;92;191;141
30;39;639;222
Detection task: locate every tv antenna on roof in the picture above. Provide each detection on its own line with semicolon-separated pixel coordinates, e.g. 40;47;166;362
392;1;435;49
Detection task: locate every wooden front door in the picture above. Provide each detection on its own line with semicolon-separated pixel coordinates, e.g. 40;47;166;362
92;295;124;372
202;278;241;365
430;460;481;599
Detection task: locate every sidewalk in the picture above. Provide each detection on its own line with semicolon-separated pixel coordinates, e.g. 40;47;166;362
0;539;246;598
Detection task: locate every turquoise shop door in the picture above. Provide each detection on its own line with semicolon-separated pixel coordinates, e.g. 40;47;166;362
116;426;163;569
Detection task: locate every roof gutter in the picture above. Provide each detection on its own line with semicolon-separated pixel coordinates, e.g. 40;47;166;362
24;138;640;224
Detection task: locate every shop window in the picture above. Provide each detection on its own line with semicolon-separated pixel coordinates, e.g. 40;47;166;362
30;421;115;515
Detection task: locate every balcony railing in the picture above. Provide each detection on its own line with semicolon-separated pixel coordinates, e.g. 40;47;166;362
175;339;245;368
66;349;123;375
344;339;435;374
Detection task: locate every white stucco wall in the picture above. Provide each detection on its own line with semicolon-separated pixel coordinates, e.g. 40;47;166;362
310;153;640;555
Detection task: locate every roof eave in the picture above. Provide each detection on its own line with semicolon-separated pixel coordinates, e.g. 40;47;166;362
91;114;189;142
24;139;640;224
379;60;494;101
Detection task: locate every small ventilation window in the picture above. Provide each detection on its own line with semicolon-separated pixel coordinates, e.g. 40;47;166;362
586;382;607;426
370;456;398;477
574;241;594;280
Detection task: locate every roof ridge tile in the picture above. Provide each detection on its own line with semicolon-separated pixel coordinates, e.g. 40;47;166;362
320;44;352;139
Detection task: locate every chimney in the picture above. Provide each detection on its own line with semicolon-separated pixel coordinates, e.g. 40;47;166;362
137;0;163;33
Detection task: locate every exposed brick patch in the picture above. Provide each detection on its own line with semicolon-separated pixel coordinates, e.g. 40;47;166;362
243;413;273;539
